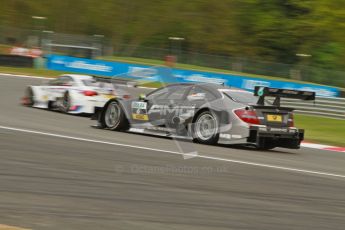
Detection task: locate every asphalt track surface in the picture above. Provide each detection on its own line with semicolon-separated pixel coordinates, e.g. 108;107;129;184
0;74;345;230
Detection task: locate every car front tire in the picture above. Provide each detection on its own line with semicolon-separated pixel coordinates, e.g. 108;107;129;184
102;101;129;131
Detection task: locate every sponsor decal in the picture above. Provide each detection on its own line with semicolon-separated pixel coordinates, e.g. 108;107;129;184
146;126;175;132
149;104;195;116
129;128;145;133
132;113;149;121
185;74;226;85
220;133;231;139
66;61;113;72
266;127;290;132
219;134;242;139
128;67;158;78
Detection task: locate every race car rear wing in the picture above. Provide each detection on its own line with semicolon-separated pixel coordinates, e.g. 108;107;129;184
254;86;316;107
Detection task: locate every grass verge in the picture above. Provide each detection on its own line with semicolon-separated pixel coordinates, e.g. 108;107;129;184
0;66;67;78
295;114;345;146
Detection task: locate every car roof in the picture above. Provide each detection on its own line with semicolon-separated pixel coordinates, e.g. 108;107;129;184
166;82;229;90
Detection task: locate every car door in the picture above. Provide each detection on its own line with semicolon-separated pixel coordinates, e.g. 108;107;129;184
129;87;170;125
129;85;191;126
148;85;191;126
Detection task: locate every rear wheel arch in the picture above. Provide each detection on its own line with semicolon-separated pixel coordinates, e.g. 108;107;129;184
191;108;220;145
192;107;226;124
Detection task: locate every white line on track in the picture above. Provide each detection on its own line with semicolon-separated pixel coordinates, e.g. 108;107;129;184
1;125;345;179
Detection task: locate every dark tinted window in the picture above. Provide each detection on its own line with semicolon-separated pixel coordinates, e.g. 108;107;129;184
58;76;75;86
48;76;74;86
222;89;258;104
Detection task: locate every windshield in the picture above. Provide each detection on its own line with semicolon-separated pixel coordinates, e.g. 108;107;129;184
82;79;99;87
82;79;115;89
147;85;191;100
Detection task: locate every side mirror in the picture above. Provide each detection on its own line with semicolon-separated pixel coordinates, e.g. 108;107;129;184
139;93;147;101
187;93;206;101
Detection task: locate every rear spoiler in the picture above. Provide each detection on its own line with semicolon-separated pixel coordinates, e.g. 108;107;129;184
254;86;316;107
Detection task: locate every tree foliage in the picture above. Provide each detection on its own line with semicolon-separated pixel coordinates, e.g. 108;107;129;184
1;0;345;69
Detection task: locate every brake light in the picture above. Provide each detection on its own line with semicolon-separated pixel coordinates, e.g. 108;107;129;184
288;113;294;127
83;90;98;96
234;108;260;125
123;95;131;99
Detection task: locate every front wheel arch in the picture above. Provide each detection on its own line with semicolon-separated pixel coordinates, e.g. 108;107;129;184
100;99;129;131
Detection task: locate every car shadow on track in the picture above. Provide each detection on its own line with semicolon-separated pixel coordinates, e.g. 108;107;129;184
100;127;297;155
25;106;296;155
216;143;297;155
27;106;93;118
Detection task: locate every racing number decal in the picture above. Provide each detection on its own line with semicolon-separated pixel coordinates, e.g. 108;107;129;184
131;101;149;121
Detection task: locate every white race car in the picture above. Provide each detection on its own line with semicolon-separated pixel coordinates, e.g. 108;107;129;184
23;74;130;114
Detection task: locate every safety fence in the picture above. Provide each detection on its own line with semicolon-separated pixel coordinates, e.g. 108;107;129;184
280;97;345;119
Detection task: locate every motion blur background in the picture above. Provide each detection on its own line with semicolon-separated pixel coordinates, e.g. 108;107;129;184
0;0;345;87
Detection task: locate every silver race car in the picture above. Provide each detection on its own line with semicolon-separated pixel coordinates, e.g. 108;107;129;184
92;83;315;150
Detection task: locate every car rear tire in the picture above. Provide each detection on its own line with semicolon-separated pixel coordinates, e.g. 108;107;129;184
60;91;71;113
102;101;129;131
192;110;219;145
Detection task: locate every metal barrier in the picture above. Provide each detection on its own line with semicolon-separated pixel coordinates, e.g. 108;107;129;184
279;97;345;119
